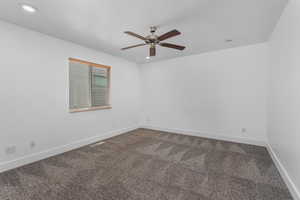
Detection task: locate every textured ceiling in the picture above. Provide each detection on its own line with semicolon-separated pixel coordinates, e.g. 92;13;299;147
0;0;288;63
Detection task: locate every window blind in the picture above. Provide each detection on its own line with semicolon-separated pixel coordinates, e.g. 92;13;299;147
91;67;109;107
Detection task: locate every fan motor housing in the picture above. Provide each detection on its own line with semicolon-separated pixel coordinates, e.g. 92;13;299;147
146;33;159;44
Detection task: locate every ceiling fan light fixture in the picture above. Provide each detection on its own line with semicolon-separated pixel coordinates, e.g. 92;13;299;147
122;27;185;58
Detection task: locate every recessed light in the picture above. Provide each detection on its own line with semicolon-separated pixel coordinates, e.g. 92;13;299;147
21;4;37;13
146;56;150;59
225;39;233;42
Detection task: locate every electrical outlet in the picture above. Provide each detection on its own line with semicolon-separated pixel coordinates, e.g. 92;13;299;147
5;146;16;155
30;141;36;149
241;128;247;134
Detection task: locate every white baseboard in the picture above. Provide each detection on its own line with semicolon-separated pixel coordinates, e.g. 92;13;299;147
267;144;300;200
0;126;139;173
142;125;267;147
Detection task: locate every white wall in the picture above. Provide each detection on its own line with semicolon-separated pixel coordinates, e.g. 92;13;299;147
1;6;300;197
0;20;141;167
268;0;300;197
141;43;268;144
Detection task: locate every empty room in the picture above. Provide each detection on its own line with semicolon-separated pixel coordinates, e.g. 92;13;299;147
0;0;299;199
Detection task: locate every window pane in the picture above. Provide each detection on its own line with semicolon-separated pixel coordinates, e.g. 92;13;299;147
91;67;109;107
69;62;91;109
93;75;107;87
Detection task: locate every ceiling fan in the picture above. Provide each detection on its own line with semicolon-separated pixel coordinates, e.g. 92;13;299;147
121;26;185;57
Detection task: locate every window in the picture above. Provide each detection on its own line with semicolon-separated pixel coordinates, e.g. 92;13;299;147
69;58;111;112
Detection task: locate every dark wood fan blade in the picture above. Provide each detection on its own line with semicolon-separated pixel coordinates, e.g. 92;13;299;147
160;43;185;50
124;31;147;41
150;46;156;56
121;43;146;50
158;30;181;41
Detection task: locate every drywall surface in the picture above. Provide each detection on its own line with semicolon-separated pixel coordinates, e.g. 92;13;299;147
0;20;141;165
141;43;268;143
268;0;300;197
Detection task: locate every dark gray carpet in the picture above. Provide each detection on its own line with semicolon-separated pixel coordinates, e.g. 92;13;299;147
0;129;293;200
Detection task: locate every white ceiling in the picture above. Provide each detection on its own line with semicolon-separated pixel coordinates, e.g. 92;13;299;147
0;0;287;64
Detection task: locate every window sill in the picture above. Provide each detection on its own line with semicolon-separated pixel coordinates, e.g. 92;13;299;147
69;105;112;113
